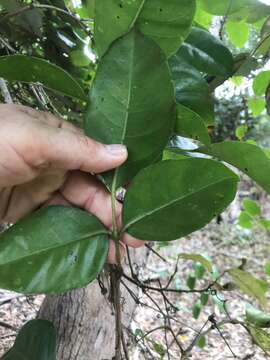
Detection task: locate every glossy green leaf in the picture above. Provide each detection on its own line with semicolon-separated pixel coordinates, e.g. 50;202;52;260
179;27;234;77
196;335;206;348
247;326;270;352
169;55;214;125
235;125;247;140
226;21;249;48
122;159;238;241
265;262;270;276
243;199;261;217
0;206;109;294
229;269;268;308
1;320;56;360
246;304;270;328
248;98;266;117
261;219;270;231
175;105;210;146
192;303;202;319
0;55;86;101
238;211;253;229
94;0;196;58
253;71;270;96
179;253;213;273
199;142;270;194
194;7;213;29
200;293;209;306
137;0;196;57
85;30;175;189
94;0;144;56
194;263;206;279
197;0;245;15
187;275;196;290
199;0;270;20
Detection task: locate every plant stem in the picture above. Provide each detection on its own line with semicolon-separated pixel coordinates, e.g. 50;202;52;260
111;173;124;360
0;3;92;37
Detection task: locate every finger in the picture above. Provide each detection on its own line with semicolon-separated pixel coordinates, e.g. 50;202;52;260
11;106;128;173
60;172;145;248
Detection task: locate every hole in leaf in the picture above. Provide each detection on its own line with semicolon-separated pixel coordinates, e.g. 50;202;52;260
119;3;123;8
244;167;249;172
116;15;120;19
159;8;163;12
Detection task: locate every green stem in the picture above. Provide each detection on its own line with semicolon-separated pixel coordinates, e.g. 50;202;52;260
111;172;121;265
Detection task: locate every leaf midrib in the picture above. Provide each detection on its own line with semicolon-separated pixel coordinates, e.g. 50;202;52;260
123;175;236;231
112;31;136;184
0;230;108;266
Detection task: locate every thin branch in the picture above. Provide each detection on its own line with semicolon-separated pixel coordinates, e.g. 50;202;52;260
0;78;13;103
0;4;92;37
0;321;17;331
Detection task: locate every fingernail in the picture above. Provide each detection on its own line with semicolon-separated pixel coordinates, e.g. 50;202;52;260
106;144;127;156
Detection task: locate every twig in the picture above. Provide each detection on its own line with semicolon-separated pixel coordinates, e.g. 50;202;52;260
145;243;168;263
0;78;13;103
0;4;92;37
0;321;17;331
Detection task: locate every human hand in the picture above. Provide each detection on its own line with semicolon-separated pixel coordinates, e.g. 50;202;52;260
0;104;144;263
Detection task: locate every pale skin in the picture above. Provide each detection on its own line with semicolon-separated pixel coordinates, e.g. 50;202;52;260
0;104;144;263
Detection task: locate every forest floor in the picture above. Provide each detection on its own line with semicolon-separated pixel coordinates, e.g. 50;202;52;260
130;221;270;360
0;183;269;359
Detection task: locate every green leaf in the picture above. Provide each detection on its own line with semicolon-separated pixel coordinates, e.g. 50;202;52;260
199;142;270;194
248;98;266;117
1;320;56;360
229;268;268;308
226;21;249;48
175;105;211;146
122;158;238;241
0;206;109;294
192;303;202;319
246;304;270;328
85;29;175;189
196;335;206;348
200;293;209;306
94;0;196;58
260;219;270;231
179;27;234;77
179;253;213;273
238;211;253;229
194;7;213;29
231;76;244;87
137;0;196;57
187;275;196;290
94;0;144;57
197;0;245;15
153;342;166;356
265;262;270;276
247;326;270;352
194;263;206;280
0;55;86;101
253;71;270;96
235;125;247;140
169;56;214;125
243;199;261;217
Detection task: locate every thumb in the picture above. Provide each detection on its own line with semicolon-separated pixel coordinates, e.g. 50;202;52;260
41;127;128;173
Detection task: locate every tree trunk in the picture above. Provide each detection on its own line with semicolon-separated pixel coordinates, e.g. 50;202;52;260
39;247;148;360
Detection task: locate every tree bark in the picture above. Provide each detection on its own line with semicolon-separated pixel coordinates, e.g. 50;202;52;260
39;247;148;360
